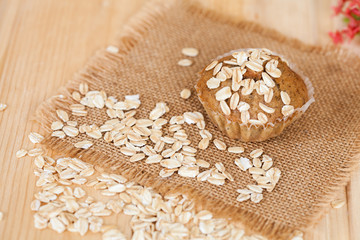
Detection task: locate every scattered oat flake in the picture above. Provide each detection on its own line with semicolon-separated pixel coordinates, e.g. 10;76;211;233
34;156;45;168
237;194;251;202
149;102;167;120
108;184;126;193
74;140;93;149
253;157;262;168
145;154;162;164
206;77;220;89
262;160;273;171
178;59;193;67
63;126;79;137
258;112;268;124
207;177;225;186
52;131;65;138
213;62;223;75
245;60;263;72
248;184;263;193
0;103;7;111
331;199;346;209
129;153;145;162
94;95;105;108
262;72;275;88
215;87;231;101
178;166;199;178
266;60;282;78
251;193;263;203
198;138;210;150
291;230;304;240
28;132;44;144
30;200;40;211
102;229;126;240
213;139;226;151
79;83;89;95
106;45;119;53
219;100;231;115
222;66;233;78
205;60;218;71
72;91;81;101
181;47;199;57
160;159;181;169
0;211;3;221
196;159;210;168
249;167;265;175
159;168;177;178
250;149;263;158
16;149;27;158
235;157;252;171
229;92;240;110
282;104;295;116
180;88;191;99
120;147;136;156
56;109;69;122
281;91;291;105
215;162;225;173
28;148;44;157
259;103;275;114
74;187;86;198
228;146;244;154
75;218;88;236
50;217;66;233
51;121;64;130
264;89;274;103
238;102;250;113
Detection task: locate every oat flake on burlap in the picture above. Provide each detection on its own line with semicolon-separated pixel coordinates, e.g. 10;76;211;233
36;0;360;239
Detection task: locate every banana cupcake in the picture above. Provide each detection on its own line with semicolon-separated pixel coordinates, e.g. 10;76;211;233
195;48;314;142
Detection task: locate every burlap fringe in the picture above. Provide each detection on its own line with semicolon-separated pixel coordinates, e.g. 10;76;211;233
35;0;360;239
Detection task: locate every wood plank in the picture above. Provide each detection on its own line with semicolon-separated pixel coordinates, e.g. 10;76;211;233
0;0;145;239
347;169;360;240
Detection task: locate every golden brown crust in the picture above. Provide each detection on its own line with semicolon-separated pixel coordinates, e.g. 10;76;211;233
196;55;309;124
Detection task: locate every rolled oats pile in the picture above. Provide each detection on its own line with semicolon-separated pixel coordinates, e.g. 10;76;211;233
18;79;290;239
21;143;275;239
45;82;282;203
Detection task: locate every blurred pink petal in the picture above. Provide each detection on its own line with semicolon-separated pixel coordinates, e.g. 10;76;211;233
329;31;344;44
330;0;360;43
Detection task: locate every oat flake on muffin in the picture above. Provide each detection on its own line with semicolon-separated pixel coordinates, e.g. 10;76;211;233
195;48;314;142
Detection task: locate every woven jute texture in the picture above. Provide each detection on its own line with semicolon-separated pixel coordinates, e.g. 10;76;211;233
36;0;360;239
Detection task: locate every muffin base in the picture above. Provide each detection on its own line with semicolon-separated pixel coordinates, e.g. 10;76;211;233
202;101;303;141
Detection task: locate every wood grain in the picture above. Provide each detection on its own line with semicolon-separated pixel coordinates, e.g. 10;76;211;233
0;0;358;239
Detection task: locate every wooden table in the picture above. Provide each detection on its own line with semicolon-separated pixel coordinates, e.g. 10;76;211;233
0;0;359;239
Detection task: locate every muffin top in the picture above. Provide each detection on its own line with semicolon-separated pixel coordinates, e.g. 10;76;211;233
195;48;309;125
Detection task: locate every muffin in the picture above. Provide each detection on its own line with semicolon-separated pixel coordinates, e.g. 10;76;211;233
195;48;314;142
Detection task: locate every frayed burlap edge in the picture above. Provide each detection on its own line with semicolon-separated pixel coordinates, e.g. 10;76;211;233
35;0;360;239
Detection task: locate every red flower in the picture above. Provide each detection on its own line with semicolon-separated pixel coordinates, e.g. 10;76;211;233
349;0;360;8
329;31;344;44
345;25;360;39
350;7;360;16
332;4;344;15
329;0;360;44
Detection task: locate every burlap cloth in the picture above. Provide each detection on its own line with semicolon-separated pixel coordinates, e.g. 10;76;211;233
36;0;360;239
